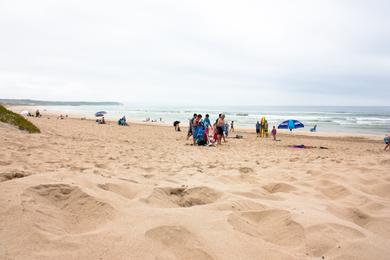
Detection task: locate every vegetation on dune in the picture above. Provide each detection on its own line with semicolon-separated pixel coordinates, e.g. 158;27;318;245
0;104;40;133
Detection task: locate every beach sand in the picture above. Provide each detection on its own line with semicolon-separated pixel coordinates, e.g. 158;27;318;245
1;114;389;259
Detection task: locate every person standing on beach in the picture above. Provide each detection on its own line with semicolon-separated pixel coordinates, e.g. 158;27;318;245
192;114;202;145
385;135;389;151
216;114;225;144
231;121;235;133
204;114;211;135
271;126;277;141
187;113;197;140
264;120;269;137
256;121;261;137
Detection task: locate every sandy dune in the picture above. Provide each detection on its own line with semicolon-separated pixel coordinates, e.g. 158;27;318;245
1;116;389;259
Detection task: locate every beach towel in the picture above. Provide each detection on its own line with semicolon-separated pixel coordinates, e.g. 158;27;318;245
288;145;328;149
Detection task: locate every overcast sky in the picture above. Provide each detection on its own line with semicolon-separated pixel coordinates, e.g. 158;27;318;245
0;0;389;105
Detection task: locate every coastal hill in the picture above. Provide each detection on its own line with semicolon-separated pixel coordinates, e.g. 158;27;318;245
0;99;122;106
0;104;40;133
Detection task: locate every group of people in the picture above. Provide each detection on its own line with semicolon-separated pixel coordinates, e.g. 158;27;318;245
185;113;281;146
25;109;42;117
96;117;106;124
187;113;231;145
256;120;278;140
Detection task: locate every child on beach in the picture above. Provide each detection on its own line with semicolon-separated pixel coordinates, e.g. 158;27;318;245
271;126;277;141
230;121;234;132
385;135;389;151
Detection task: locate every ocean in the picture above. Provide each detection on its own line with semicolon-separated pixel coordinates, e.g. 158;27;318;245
42;105;390;135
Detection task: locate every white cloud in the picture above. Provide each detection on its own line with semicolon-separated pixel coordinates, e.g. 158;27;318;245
0;0;389;105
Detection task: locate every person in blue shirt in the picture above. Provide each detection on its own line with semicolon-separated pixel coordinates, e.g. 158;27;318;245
385;135;389;151
203;114;212;136
204;114;211;128
256;121;261;137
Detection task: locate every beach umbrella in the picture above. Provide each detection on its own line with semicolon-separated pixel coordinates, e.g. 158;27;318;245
278;119;304;131
95;111;107;117
20;110;29;116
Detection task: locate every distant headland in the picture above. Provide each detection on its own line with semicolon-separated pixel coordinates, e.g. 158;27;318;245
0;99;122;106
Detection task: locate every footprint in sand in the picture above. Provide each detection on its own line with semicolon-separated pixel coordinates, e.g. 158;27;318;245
0;161;12;166
0;170;30;182
145;225;213;260
320;184;351;199
328;206;390;238
262;183;297;194
145;186;221;208
364;183;390;198
97;183;138;200
238;167;254;174
305;223;365;257
228;209;305;247
22;184;114;234
211;199;266;212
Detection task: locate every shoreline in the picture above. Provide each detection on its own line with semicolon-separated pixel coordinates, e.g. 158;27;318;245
6;104;386;140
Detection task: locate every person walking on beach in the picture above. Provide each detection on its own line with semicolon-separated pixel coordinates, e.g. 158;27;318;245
271;126;277;141
385;135;389;151
187;113;197;140
231;121;235;133
256;121;261;137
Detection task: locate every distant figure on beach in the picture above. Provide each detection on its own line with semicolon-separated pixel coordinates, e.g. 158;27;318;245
118;116;128;126
310;124;317;132
256;121;261;137
187;113;197;140
264;120;269;137
174;121;181;131
271;126;277;141
99;117;106;124
224;122;229;137
35;109;41;117
385;135;389;151
231;121;234;132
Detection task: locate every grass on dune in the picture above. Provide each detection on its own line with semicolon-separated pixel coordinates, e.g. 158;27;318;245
0;104;40;133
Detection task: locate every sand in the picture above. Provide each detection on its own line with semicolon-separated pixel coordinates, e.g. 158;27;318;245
1;113;389;260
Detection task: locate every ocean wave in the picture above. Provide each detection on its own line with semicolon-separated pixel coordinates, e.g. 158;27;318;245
236;113;249;116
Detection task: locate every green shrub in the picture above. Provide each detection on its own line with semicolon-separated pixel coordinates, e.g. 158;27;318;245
0;104;40;133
